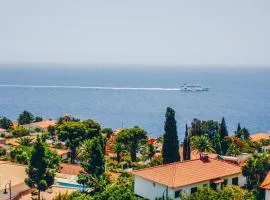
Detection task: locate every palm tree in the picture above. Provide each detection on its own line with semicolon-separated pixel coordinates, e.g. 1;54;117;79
16;136;34;146
190;136;215;153
89;174;109;192
77;139;92;161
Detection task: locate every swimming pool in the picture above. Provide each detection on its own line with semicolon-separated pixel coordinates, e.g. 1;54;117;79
56;182;87;191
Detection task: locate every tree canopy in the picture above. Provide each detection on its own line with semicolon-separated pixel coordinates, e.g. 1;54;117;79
162;107;180;164
116;126;147;162
18;110;35;125
0;116;13;129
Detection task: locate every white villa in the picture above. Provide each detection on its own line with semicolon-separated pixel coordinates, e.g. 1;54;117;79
132;154;246;200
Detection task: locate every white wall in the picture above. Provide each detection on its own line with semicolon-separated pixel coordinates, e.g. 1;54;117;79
134;173;246;200
266;190;270;200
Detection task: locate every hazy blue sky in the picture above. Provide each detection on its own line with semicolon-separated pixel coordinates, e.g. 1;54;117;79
1;0;270;67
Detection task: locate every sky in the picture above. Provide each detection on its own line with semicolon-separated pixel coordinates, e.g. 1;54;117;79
0;0;270;67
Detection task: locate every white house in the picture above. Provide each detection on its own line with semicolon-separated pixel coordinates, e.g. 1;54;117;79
261;172;270;200
132;154;246;200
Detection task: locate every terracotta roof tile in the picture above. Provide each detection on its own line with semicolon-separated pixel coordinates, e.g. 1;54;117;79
60;163;84;175
261;172;270;190
31;120;57;129
250;133;270;142
132;158;241;189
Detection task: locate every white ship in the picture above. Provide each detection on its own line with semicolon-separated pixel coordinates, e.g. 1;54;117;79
180;84;209;92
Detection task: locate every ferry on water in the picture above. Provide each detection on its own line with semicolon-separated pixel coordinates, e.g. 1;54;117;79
180;84;209;92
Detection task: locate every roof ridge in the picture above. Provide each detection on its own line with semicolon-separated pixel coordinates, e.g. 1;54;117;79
213;157;242;168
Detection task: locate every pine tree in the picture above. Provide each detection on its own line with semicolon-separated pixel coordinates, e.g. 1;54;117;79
235;123;242;138
183;124;191;160
162;107;180;164
25;136;55;200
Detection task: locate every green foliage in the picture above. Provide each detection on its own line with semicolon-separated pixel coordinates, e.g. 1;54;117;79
25;136;58;199
12;126;30;137
0;116;13;129
213;132;222;154
40;132;49;142
183;124;191;160
261;138;270;146
10;145;32;164
162;107;180;164
0;147;6;156
102;128;113;138
235;123;250;139
57;115;80;125
18;110;35;125
190;135;215;153
242;152;270;188
57;120;101;163
116;126;147;162
16;136;34;146
79;137;105;175
77;172;90;191
148;155;163;167
140;143;155;162
35;116;43;122
182;186;255;200
220;117;229;154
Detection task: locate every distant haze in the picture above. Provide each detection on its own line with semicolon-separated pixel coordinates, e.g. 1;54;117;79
1;0;270;67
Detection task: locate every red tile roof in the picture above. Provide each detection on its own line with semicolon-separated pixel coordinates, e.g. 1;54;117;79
261;172;270;190
60;163;84;175
132;158;242;189
31;120;57;129
250;133;270;142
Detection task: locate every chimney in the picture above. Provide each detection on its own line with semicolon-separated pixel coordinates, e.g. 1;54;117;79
200;153;209;162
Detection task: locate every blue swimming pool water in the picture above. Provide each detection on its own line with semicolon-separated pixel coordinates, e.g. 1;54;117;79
56;182;86;190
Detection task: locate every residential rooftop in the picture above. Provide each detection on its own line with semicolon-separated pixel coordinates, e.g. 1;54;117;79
250;132;270;142
261;172;270;190
132;157;242;189
30;120;57;129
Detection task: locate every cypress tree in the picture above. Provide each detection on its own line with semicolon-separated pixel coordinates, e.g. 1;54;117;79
183;124;191;160
213;132;222;155
220;117;228;139
162;107;180;164
235;123;242;138
242;127;250;139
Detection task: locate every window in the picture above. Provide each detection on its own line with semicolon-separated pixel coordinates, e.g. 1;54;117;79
232;177;238;185
191;187;197;194
175;190;181;198
221;179;228;189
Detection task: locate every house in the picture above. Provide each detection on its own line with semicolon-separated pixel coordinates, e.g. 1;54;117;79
50;147;70;160
23;119;57;131
0;128;10;136
250;132;270;142
261;172;270;200
132;154;246;200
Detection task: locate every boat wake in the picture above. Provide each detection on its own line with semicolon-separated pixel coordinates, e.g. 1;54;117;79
0;84;181;91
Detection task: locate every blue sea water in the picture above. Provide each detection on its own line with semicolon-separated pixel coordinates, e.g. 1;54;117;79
0;66;269;140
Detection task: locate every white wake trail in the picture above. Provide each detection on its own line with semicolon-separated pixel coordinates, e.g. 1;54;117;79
0;84;181;91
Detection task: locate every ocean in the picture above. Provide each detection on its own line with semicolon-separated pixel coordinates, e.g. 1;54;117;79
0;66;269;140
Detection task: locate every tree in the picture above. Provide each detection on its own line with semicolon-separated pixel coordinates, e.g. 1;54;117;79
47;125;57;144
162;107;180;164
102;128;113;138
183;124;191;160
242;127;250;139
35;116;43;122
213;132;222;155
25;136;56;200
116;126;147;162
0;116;13;129
12;126;30;137
16;136;34;146
77;172;89;192
79;137;105;176
140;143;155;162
190;135;215;153
242;153;270;188
235;123;242;138
57;114;80;125
220;117;228;139
226;142;241;156
57;120;101;163
18;111;35;125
